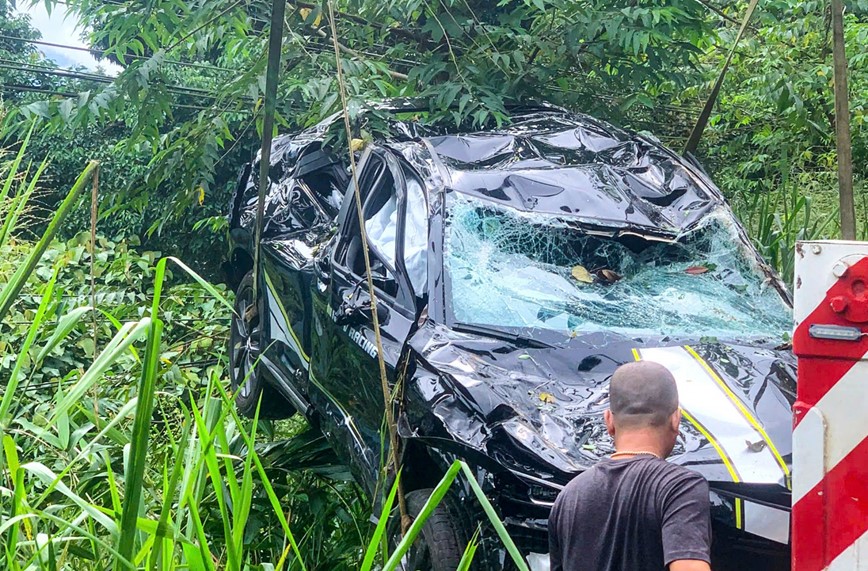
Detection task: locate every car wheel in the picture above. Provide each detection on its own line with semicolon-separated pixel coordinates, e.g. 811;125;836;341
390;489;467;571
229;271;289;419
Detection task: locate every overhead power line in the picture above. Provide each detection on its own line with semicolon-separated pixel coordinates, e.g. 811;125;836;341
0;59;253;102
0;83;215;112
0;34;237;73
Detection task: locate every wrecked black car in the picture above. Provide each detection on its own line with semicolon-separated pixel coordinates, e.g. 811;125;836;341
223;103;794;570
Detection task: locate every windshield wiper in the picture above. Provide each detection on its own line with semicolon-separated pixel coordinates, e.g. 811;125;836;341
453;323;558;349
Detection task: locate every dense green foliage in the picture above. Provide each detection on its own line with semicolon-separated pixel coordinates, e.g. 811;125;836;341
4;0;720;277
686;1;868;280
702;1;867;182
0;2;251;279
0;146;361;569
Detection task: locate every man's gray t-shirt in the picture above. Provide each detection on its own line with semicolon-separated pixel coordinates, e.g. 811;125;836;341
548;456;712;571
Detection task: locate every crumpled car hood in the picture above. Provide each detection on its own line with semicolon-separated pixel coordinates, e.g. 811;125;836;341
408;323;795;489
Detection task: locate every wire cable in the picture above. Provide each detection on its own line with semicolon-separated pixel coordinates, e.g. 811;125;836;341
0;83;216;111
0;60;254;102
0;34;238;73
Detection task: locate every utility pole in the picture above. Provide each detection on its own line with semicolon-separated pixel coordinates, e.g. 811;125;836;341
831;0;856;240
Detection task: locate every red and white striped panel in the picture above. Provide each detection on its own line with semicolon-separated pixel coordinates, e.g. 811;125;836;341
793;240;868;571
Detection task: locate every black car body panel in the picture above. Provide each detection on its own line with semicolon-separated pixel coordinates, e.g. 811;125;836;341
226;103;794;569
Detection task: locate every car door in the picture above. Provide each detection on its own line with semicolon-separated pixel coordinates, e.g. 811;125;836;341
258;146;345;401
308;147;426;493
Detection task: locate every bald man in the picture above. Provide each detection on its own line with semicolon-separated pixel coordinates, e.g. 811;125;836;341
548;361;712;571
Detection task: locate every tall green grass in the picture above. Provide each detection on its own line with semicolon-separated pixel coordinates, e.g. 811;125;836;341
0;147;531;570
731;162;838;285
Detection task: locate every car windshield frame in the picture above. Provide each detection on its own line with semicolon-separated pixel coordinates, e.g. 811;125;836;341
436;191;793;344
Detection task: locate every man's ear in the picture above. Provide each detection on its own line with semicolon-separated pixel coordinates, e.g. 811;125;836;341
670;408;682;433
604;409;615;437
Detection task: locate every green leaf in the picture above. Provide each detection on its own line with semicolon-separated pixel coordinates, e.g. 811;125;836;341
0;161;98;325
360;473;402;571
51;319;151;424
115;318;163;570
22;462;119;536
35;306;96;364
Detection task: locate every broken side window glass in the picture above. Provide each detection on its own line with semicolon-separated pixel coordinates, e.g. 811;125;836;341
443;194;792;340
403;167;428;297
342;157;398;296
294;146;347;218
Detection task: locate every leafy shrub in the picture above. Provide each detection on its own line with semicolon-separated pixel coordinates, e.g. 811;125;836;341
0;231;229;392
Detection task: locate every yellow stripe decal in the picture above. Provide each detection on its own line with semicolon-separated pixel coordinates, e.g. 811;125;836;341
308;368;364;445
637;346;787;486
680;408;741;485
683;345;790;478
735;498;743;530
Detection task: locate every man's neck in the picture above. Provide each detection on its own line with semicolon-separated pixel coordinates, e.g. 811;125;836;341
613;431;669;459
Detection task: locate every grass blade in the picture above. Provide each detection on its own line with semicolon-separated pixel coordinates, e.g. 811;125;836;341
360;473;401;571
189;396;240;571
35;306;95;364
211;376;308;571
0;121;34;207
459;461;529;571
0;157;48;245
149;412;192;570
382;461;462;571
0;267;58;426
185;492;216;571
21;462;119;536
455;528;481;571
163;257;234;314
50;319;151;424
115;318;164;570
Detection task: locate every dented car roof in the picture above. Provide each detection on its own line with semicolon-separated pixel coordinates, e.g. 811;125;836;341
246;103;730;238
425;112;723;235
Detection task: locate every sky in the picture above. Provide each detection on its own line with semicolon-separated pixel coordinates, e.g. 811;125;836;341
16;3;123;76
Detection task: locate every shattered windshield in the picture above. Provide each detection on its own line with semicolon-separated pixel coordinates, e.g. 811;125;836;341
444;194;792;340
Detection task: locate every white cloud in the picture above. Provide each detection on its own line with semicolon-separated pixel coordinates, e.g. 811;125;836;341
16;3;123;76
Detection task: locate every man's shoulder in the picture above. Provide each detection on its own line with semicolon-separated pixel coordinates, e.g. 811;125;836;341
564;459;706;492
641;461;710;507
562;462;607;490
652;460;709;484
554;464;605;509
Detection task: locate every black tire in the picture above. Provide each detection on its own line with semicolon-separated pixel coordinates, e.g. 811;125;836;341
392;489;467;571
229;271;291;419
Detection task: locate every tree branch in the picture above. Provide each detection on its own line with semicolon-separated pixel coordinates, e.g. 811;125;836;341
315;27;409;81
694;0;741;26
291;0;424;43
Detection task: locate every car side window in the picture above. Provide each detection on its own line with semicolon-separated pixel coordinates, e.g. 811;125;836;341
402;166;428;298
340;156;399;297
